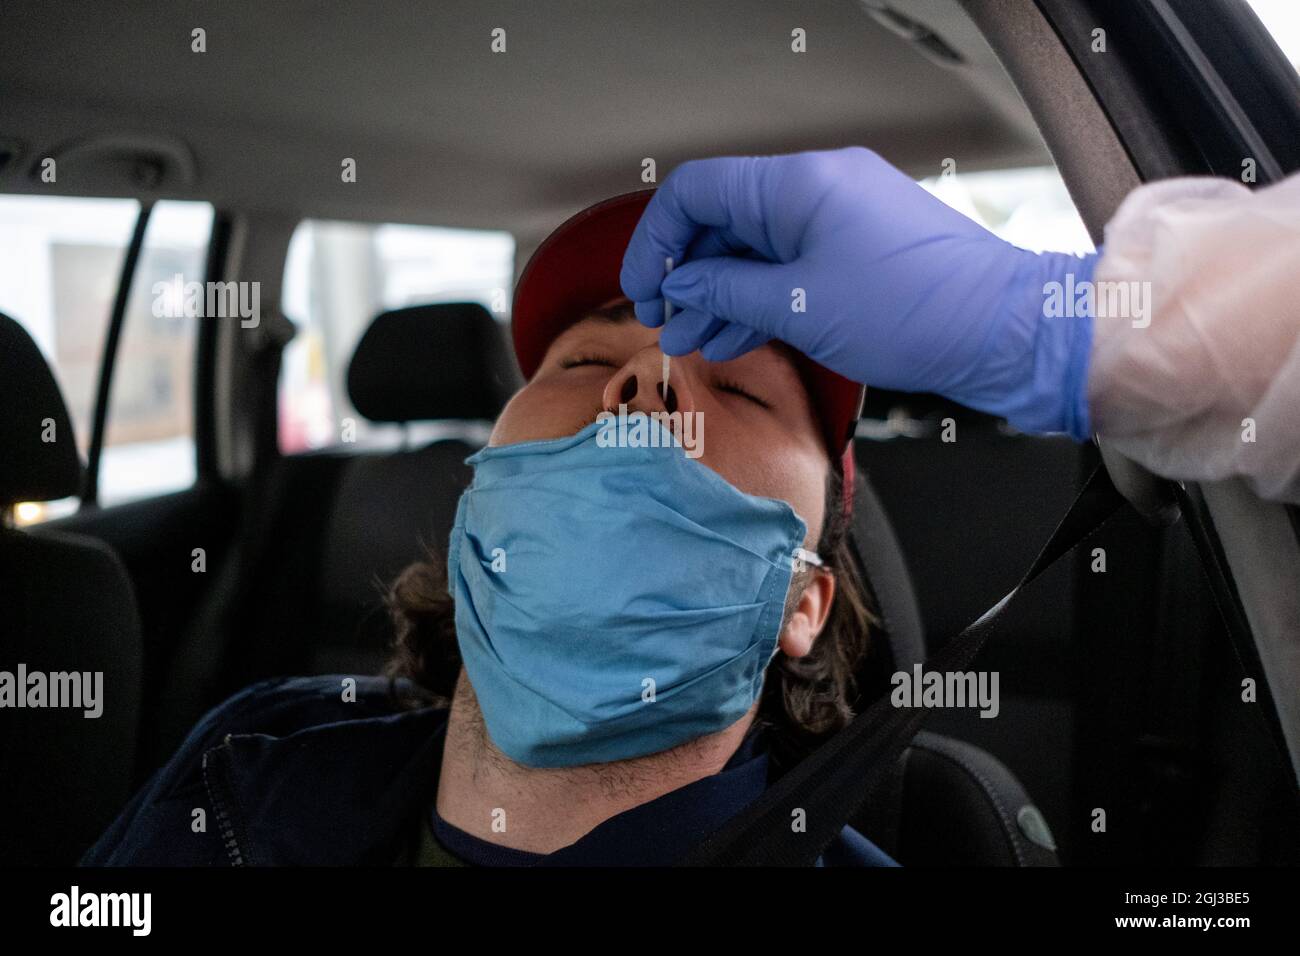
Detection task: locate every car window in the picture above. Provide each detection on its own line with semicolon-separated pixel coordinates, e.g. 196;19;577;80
919;164;1094;256
101;201;214;507
1247;0;1300;71
0;196;212;522
279;219;515;453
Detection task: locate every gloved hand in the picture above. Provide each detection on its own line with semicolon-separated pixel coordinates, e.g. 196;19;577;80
620;147;1099;439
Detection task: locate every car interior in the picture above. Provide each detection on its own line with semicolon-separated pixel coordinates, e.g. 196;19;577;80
1;0;1298;869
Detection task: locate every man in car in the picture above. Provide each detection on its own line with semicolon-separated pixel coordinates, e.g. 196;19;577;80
82;191;897;867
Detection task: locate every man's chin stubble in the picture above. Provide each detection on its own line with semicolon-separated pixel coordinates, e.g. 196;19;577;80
445;668;729;801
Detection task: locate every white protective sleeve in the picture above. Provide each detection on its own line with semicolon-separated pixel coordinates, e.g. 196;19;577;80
1087;172;1300;504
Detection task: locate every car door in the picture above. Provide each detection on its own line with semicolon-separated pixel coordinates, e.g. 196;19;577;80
956;0;1300;862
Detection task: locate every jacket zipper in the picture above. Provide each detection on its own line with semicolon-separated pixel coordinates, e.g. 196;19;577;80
202;734;247;866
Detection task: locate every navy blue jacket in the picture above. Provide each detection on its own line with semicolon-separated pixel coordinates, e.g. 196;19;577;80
82;676;897;867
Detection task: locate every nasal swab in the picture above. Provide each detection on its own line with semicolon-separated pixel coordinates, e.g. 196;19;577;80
662;257;673;402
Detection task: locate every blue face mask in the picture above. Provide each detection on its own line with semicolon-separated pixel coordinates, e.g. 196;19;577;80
449;414;819;768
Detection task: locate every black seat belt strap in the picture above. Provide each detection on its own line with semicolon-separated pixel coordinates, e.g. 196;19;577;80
678;463;1128;866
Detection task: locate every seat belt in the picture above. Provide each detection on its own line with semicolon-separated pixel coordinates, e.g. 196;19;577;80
678;463;1129;866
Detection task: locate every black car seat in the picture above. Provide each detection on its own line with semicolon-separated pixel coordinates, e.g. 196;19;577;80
0;313;144;865
848;458;1060;866
157;303;519;747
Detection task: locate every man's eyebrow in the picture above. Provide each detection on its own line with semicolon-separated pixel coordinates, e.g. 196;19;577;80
576;303;637;325
548;309;637;346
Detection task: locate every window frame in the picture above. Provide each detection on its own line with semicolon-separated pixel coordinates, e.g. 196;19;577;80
194;210;233;483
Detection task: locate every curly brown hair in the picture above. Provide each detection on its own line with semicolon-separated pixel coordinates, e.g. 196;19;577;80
383;463;878;777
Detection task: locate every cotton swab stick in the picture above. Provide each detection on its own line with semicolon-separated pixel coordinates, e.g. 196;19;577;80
662;257;673;402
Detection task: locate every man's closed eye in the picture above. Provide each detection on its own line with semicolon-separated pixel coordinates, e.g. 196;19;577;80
560;354;617;370
714;378;773;409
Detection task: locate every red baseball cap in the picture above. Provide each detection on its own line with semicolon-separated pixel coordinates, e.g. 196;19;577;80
511;189;863;512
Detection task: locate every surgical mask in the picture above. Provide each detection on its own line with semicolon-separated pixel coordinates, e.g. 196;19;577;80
449;413;820;768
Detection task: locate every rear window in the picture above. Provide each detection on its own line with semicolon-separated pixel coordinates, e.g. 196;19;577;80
279;219;514;454
0;196;212;521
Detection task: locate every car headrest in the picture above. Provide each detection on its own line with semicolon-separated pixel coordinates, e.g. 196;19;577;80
850;470;927;673
346;303;522;424
0;313;83;507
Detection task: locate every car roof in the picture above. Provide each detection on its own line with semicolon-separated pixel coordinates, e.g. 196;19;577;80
0;0;1049;240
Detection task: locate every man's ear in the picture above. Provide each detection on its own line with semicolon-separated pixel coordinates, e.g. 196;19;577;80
778;569;836;659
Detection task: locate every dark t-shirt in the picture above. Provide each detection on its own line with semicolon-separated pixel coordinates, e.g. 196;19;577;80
400;806;545;867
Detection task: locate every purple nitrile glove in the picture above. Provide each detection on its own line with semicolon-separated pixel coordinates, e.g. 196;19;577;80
620;147;1098;438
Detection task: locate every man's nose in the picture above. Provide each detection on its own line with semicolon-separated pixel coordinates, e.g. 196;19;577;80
602;347;696;418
